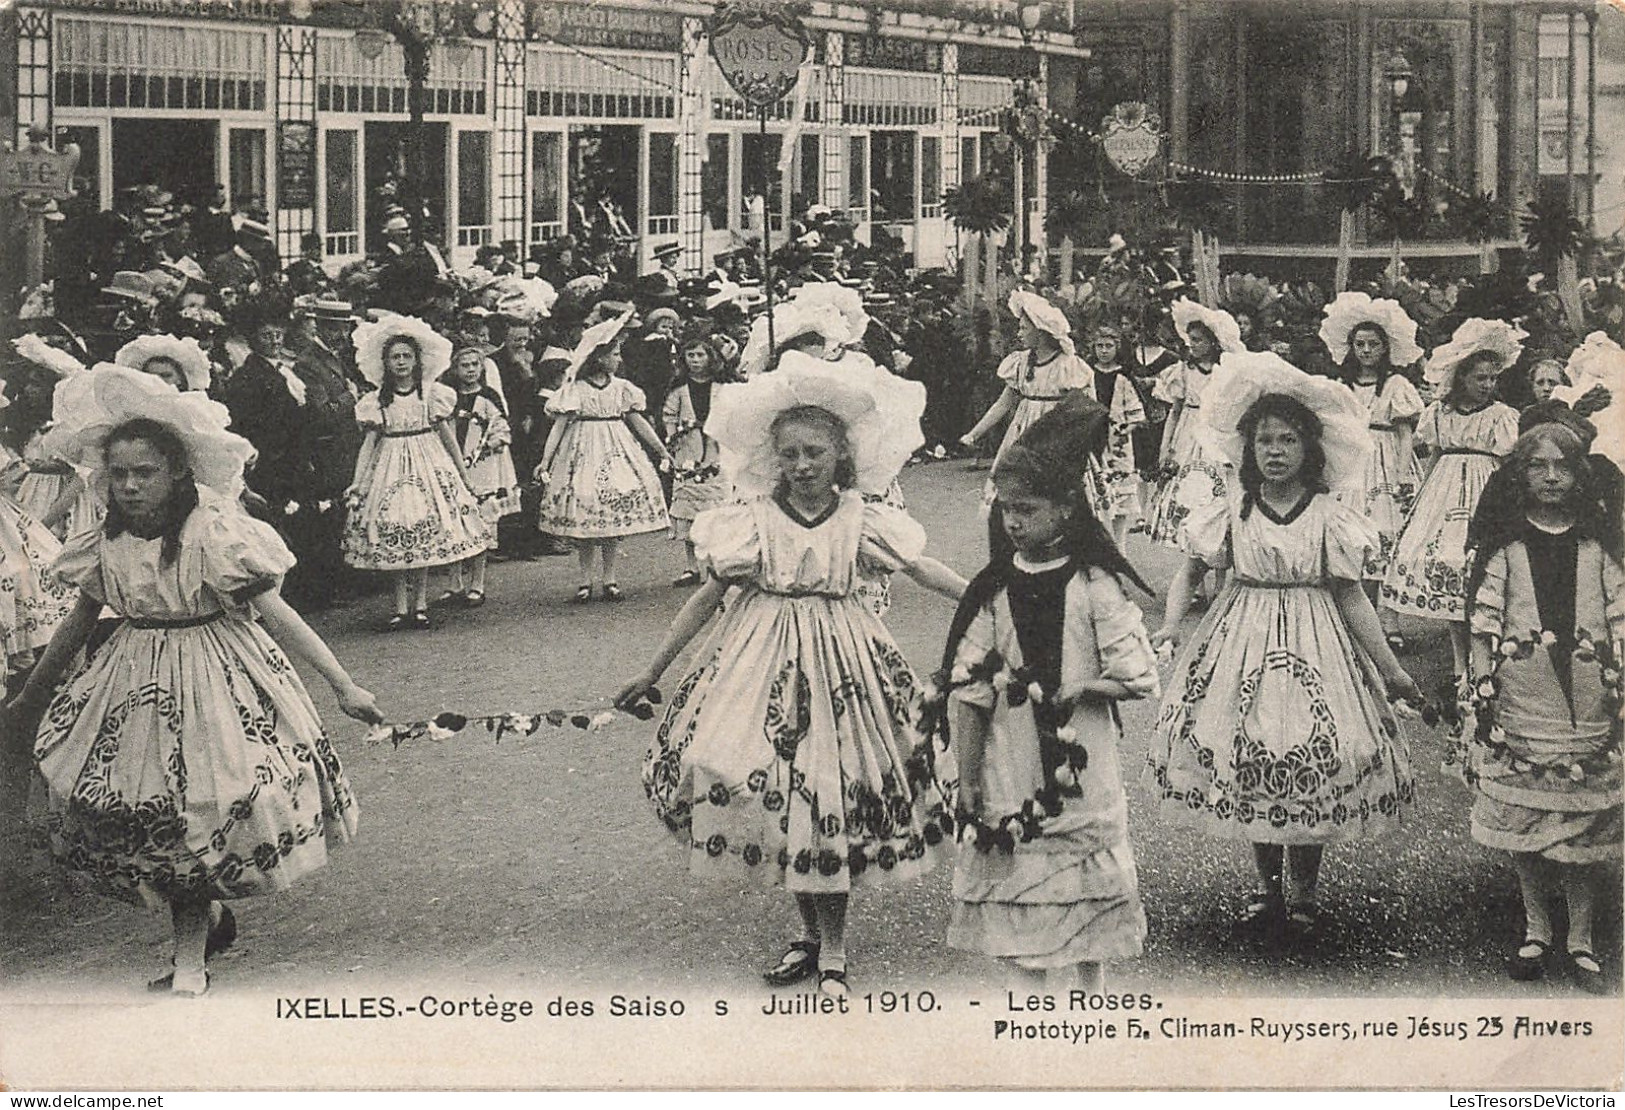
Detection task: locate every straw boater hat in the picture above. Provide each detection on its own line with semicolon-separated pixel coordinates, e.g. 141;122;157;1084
1318;291;1424;368
652;241;682;261
114;333;213;392
1170;298;1246;356
1007;289;1075;356
100;271;159;307
351;314;454;388
1423;317;1527;398
10;333;85;380
45;364;255;497
1200;349;1373;491
704;349;925;500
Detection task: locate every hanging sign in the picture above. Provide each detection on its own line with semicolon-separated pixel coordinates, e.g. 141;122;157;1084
0;137;80;201
708;2;811;109
1099;101;1165;178
277;121;315;210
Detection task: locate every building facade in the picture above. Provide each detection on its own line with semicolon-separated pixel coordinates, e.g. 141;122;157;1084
3;0;1611;276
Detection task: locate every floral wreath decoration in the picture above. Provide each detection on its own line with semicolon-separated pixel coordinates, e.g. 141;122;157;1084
365;687;666;749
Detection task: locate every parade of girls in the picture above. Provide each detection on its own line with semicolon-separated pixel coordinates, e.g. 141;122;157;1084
1;218;1620;1006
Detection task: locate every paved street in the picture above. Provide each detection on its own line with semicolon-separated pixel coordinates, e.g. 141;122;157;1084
2;459;1618;1002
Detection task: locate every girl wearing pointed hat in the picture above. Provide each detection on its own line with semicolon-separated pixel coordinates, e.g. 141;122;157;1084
616;350;966;998
343;315;491;629
959;290;1097;515
1382;318;1524;682
1319;292;1427;646
1147;351;1420;945
7;365;383;996
534;309;672;602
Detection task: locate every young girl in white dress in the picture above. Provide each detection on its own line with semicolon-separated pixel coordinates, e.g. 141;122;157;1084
1082;325;1147;551
1144;299;1247;552
1381;319;1524;680
664;335;729;587
937;395;1159;993
617;351;967;998
8;335;97;542
959;290;1095;513
343;315;490;630
536;311;672;602
1147;353;1421;944
1319;293;1426;649
8;367;383;996
440;344;520;608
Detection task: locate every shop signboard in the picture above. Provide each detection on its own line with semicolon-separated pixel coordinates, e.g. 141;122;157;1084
1099;101;1165;178
959;42;1040;79
526;2;684;53
278;121;315;211
0;138;79;201
842;33;940;73
708;2;811;109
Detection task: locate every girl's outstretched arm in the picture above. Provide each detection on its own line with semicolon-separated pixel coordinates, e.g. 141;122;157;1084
348;429;380;495
625;413;672;467
614;576;729;707
252;589;384;723
8;593;101;714
534;418;567;481
959;387;1019;446
900;556;968;601
1330;578;1420;702
951;701;991;817
1152;556;1203;648
436;423;476;492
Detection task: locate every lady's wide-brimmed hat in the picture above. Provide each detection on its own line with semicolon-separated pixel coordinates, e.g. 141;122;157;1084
1318;291;1424;368
45;364;254;496
114;333;213;392
1423;317;1527;398
1200;349;1372;490
705;349;925;499
352;314;454;387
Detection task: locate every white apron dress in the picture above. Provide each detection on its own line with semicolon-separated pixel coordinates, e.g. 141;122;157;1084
538;377;669;540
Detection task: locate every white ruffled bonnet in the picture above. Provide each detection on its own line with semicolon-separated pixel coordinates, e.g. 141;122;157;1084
352;314;454;388
1171;298;1246;356
1424;317;1527;397
1007;289;1075;356
737;301;851;379
1318;292;1424;368
44;364;255;496
10;332;85;379
114;333;213;392
1552;330;1625;469
705;350;925;499
791;282;870;347
566;309;635;383
1200;350;1372;490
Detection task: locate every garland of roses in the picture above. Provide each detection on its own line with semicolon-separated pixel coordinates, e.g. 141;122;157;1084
915;648;1090;854
664;421;721;484
364;687;664;749
1467;628;1624;784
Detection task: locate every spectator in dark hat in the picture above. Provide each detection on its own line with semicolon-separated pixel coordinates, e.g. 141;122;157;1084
206;221;268;303
220;299;312;522
284;232;333;297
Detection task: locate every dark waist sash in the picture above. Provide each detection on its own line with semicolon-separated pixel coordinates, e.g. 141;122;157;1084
127;611;229;630
1018;392;1063;402
382;427;434;439
1232;577;1323;590
575;415;627;422
1438;447;1500;459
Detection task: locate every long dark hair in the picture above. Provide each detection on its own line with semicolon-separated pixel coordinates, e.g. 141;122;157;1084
101;417;200;566
1334;322;1396;398
1466;423;1624;607
1236;393;1329;519
379;334;424;410
1443;349;1501;412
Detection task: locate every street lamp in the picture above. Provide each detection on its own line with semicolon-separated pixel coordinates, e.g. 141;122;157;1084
1010;1;1045;267
1383;50;1412;103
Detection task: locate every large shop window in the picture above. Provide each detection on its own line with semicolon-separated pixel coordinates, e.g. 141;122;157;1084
54;18;267;111
741;132;784;230
457;131;491;248
319;35;487;115
848;135;869;219
702;134;730;231
648;132;679;236
920;136;941;218
870;132;917;223
325;129;359;256
530;132;564;242
796;134;821;217
1373;20;1471;220
56;126;101;211
960;135;980;182
229;129;267;211
528;46;675;119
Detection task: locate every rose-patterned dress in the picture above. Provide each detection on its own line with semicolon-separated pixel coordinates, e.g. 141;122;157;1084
539;377;669;540
343;382;491;571
1381;401;1519;621
0;494;75;672
33;497;358;907
1147;490;1415;842
641;492;951;891
16;427;102;544
948;557;1159;967
1085;366;1148;531
982;349;1095;509
1145;361;1228;550
663;382;726;542
1466;525;1624;863
449;387;521;536
1347;375;1425;580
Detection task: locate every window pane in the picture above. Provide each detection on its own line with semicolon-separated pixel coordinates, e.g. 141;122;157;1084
458;130;489;227
325;129;357;234
848;134;867;208
871;131;916;222
57;125;101;211
228;128;266;211
531;132;562;224
741;131;783;222
920;135;940;210
702;133;729;230
797;133;820;216
960;135;977;181
648;131;677;218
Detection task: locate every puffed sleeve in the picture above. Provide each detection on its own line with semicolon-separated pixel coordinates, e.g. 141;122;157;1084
690;501;761;580
1152;362;1187;405
425;381;458;423
1415;402;1441;448
858;501;928;572
198;504;297;602
948;602;998;711
1061;355;1096;398
618;379;648;414
544;380;581;417
1486;403;1520;455
1470;545;1510;639
1178;493;1232;568
1081;569;1160;700
50;525;105;602
995;350;1028;386
1323;502;1381;582
1381;375;1425;423
354;391;384;430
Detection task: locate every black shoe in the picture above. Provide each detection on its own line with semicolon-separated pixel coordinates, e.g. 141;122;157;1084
1568;949;1609;994
763;940;819;986
1507;938;1549;981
